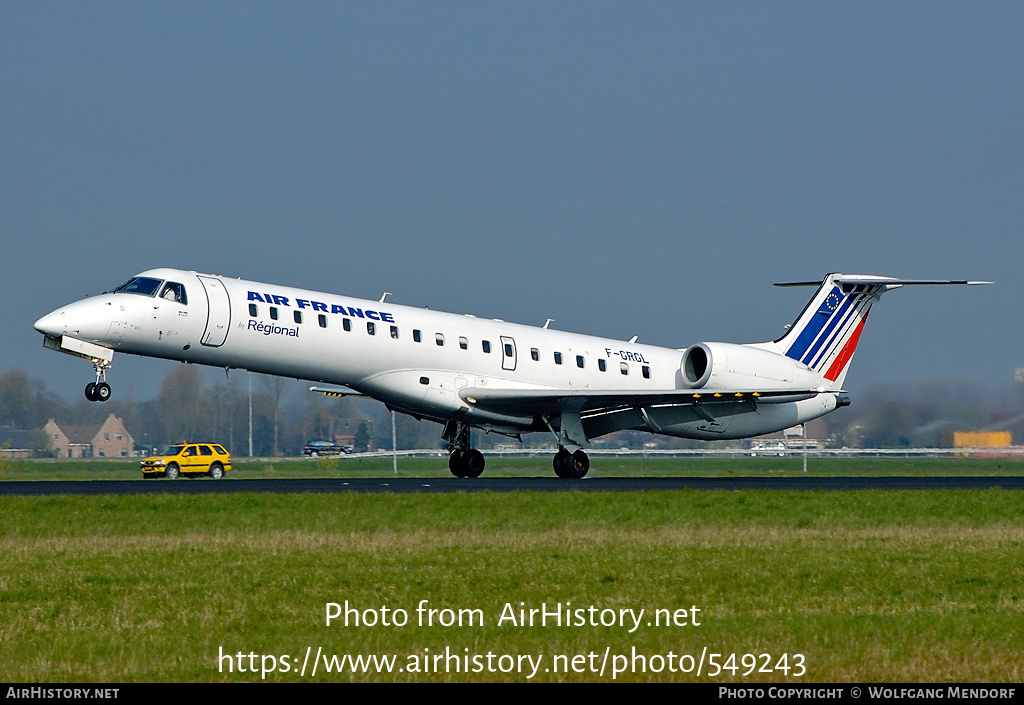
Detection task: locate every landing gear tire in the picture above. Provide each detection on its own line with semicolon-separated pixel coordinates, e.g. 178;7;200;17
553;448;571;478
553;448;589;479
449;450;468;478
84;381;111;402
449;449;486;478
463;449;485;478
165;463;180;480
94;382;111;402
569;449;590;478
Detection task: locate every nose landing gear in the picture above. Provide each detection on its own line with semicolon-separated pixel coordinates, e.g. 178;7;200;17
84;361;112;402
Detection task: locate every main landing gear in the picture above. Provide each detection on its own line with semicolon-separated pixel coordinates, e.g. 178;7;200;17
440;419;591;479
543;413;590;479
553;447;590;479
449;448;486;478
442;421;485;478
84;361;112;403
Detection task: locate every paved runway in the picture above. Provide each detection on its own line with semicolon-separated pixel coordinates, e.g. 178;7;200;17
2;476;1023;495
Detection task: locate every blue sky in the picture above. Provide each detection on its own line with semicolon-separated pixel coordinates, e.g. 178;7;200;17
2;2;1020;401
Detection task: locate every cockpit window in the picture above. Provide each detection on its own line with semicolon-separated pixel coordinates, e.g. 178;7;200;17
112;277;163;297
159;282;187;305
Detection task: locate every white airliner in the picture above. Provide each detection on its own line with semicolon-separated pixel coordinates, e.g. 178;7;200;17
33;270;985;478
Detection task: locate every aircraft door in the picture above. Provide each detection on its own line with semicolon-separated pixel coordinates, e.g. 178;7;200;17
197;276;231;347
500;336;517;371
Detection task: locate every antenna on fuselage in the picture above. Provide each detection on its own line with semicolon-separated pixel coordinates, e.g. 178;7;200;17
380;292;391;303
543;319;555;329
629;335;638;344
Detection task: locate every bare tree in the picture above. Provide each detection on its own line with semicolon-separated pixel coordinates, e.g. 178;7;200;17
155;365;204;443
260;375;287;456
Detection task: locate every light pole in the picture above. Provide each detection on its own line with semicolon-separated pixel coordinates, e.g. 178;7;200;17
248;371;253;457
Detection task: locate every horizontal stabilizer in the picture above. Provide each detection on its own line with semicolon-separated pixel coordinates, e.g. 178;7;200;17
775;276;992;288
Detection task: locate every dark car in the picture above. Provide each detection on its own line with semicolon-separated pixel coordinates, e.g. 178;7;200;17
303;440;352;457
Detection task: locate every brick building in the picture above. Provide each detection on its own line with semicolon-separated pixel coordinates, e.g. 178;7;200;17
44;414;135;459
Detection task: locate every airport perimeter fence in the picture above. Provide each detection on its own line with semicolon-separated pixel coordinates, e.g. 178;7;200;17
326;446;1024;460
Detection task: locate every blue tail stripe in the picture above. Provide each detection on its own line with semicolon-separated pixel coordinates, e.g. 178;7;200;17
808;295;867;369
800;293;855;366
807;293;869;368
785;287;843;362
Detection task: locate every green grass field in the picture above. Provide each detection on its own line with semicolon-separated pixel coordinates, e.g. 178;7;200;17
1;481;1022;682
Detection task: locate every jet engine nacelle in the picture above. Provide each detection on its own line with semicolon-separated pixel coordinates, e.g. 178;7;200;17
680;342;825;390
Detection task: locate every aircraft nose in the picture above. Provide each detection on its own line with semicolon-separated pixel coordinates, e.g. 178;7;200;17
34;309;66;337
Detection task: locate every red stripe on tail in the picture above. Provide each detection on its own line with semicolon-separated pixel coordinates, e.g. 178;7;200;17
823;313;868;382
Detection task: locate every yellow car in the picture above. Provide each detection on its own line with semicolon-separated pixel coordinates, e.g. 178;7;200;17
141;442;232;479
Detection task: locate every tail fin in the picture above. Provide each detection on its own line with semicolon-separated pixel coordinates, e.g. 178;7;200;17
768;274;989;389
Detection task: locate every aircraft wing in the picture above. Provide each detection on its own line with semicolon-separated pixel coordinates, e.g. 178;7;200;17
458;386;824;417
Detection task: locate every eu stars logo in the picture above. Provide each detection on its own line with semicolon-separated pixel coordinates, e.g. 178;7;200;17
820;289;842;314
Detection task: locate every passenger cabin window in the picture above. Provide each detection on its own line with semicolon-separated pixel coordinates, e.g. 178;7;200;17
270;307;279;321
343;318;352;332
435;333;445;346
598;359;607;372
482;340;491;353
576;355;585;368
318;314;327;328
459;337;468;350
531;348;539;361
249;303;258;317
159;282;187;304
294;311;302;324
390;325;399;339
505;343;514;357
642;365;651;379
554;352;563;365
620;362;629;375
413;329;422;343
367;321;376;335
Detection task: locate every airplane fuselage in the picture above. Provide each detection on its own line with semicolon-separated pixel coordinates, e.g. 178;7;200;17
41;267;982;477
